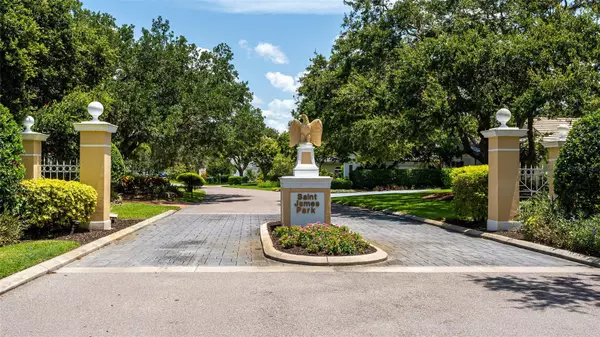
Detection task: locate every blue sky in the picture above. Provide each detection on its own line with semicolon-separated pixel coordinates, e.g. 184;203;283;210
83;0;349;132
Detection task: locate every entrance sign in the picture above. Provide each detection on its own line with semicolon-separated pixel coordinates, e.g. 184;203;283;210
290;192;325;225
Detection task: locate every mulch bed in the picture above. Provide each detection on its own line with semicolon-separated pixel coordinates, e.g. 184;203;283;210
421;192;454;201
267;222;377;257
27;219;141;246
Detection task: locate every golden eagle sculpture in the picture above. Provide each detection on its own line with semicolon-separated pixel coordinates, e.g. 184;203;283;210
289;114;323;147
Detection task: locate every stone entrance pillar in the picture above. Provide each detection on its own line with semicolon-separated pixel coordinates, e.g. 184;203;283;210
481;109;527;231
74;102;117;230
542;124;569;200
21;116;49;179
280;142;332;226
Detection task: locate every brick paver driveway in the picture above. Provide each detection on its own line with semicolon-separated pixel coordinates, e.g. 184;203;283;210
68;187;580;268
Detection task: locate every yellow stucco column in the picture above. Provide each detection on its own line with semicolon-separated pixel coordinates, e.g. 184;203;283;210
21;116;49;179
481;109;527;232
74;102;117;230
542;124;569;200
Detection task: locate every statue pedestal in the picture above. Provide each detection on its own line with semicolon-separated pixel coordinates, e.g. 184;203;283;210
280;142;332;226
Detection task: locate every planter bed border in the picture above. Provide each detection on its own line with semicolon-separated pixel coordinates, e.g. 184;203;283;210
260;223;388;266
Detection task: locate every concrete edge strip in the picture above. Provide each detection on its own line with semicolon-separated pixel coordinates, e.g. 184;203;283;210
259;223;388;266
0;210;177;296
54;266;599;274
333;203;600;269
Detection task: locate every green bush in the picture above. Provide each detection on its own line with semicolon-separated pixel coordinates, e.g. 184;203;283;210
273;224;371;255
0;213;23;247
555;112;600;217
20;179;97;232
177;172;205;192
451;165;488;222
228;176;243;185
349;168;443;190
520;194;600;257
0;104;25;213
257;180;280;189
117;175;172;198
441;168;454;188
111;143;126;186
331;178;352;189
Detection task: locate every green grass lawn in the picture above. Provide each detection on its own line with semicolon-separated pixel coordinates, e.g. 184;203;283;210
332;190;456;221
111;202;180;219
224;184;279;191
0;240;80;279
175;188;207;202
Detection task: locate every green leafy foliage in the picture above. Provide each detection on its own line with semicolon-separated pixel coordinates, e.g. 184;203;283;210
451;165;488;222
268;153;295;180
555;112;600;217
273;224;372;256
0;213;23;247
111;143;126;186
331;178;353;190
349;169;443;190
520;194;600;257
251;137;279;180
117;175;174;199
0;104;24;213
177;172;205;193
244;169;258;183
257;180;280;189
228;176;243;185
441;168;454;188
20;179;97;233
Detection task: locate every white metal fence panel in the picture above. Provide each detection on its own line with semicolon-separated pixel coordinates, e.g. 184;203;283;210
519;166;548;200
41;157;80;181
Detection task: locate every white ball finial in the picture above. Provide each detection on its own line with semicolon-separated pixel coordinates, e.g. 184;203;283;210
88;101;104;122
23;116;35;133
557;124;570;140
496;108;511;128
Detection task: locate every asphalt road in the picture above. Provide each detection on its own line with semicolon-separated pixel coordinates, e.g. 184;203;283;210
1;271;599;336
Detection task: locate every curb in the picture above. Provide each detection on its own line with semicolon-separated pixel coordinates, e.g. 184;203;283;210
0;210;177;296
334;203;600;268
260;223;388;266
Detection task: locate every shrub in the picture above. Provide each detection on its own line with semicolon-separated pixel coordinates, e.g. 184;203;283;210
272;224;372;255
441;168;454;188
0;104;25;213
228;176;243;185
520;194;600;257
111;143;126;186
20;179;97;232
451;165;488;222
555;112;600;217
244;169;257;183
117;175;171;198
349;168;443;190
331;178;352;189
177;172;205;192
0;213;23;247
257;180;280;189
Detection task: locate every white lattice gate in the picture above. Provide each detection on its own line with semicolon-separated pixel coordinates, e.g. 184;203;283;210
519;166;548;200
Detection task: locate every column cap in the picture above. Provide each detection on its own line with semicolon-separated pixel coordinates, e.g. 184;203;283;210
542;137;567;148
280;176;332;189
21;132;49;141
73;121;118;133
481;128;527;138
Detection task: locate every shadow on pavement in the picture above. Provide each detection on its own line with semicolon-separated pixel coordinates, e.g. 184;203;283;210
331;204;424;225
200;193;252;204
469;274;600;312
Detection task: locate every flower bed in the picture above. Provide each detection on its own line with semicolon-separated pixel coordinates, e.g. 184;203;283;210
269;223;376;256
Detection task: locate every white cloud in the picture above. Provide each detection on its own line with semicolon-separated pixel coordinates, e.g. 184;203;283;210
262;99;296;132
265;72;297;93
254;42;289;64
192;0;347;14
251;95;264;106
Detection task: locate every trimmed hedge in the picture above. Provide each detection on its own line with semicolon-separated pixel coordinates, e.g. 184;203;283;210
228;176;243;185
177;172;205;192
349;169;443;190
111;143;126;186
555;112;600;217
0;104;25;213
451;165;488;222
331;178;352;189
118;175;171;197
20;179;97;232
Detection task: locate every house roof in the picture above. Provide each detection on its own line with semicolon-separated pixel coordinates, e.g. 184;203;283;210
532;117;578;137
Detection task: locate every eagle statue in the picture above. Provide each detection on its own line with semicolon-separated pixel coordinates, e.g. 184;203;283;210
289;114;323;147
